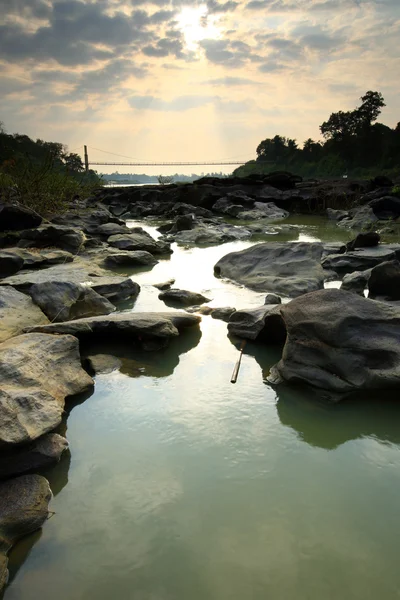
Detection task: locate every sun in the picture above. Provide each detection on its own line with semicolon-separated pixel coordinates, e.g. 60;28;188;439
176;5;222;51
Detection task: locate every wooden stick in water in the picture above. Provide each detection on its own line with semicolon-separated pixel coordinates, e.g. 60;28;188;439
230;340;246;384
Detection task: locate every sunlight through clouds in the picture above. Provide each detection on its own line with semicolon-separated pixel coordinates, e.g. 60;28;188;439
176;5;223;52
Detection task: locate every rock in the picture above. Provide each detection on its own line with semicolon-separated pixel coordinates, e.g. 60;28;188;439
322;246;400;273
85;354;122;375
210;307;236;321
91;223;130;237
371;175;393;188
0;333;93;446
103;251;158;267
212;197;244;217
185;305;213;315
368;260;400;300
227;305;286;342
170;215;195;232
51;208;123;234
29;281;116;322
17;225;85;253
369;196;400;219
264;293;281;305
90;277;140;304
159;289;211;306
340;270;371;295
322;243;346;258
326;208;349;221
107;230;171;255
0;252;24;277
0;475;52;594
237;202;288;221
26;312;201;351
346;231;380;251
337;205;378;230
153;279;175;290
269;289;400;394
0;286;49;342
214;242;324;297
170;222;251;246
0;434;69;480
0;204;42;231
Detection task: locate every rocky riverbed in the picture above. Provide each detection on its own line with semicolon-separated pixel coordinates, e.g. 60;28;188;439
1;173;400;596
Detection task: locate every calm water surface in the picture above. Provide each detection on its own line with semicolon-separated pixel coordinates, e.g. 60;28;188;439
4;217;400;600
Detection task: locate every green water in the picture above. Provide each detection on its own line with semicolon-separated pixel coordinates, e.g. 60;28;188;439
4;217;400;600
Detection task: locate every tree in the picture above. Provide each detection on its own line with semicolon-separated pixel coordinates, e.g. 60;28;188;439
64;152;85;172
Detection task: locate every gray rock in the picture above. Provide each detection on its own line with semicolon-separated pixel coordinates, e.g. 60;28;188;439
29;281;116;322
337;206;378;230
103;251;157;267
169;215;195;232
0;252;24;277
322;243;346;258
269;288;400;394
17;225;86;253
90;277;140;303
346;231;380;250
86;354;122;375
153;279;175;290
214;242;325;298
326;208;349;221
0;262;108;292
0;433;69;480
368;260;400;300
171;223;251;246
264;293;281;305
322;246;400;273
0;286;49;343
238;202;288;221
0;475;52;595
159;289;211;306
92;223;130;237
212;197;244;217
0;333;94;446
108;230;171;255
228;305;286;342
0;204;42;231
340;270;371;295
210;307;236;321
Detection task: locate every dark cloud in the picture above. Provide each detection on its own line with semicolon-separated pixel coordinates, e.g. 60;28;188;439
142;37;184;57
207;0;239;13
0;0;52;19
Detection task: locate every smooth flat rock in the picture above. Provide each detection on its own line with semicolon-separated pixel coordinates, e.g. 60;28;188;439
0;333;94;446
159;289;211;306
322;245;400;273
214;242;324;297
269;289;400;394
0;433;69;480
228;305;286;342
103;251;157;267
29;281;116;322
0;262;108;292
0;474;51;595
0;286;49;342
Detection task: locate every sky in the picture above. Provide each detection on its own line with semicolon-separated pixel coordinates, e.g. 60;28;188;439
1;0;399;175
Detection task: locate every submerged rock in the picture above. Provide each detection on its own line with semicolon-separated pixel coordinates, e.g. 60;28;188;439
159;289;211;306
153;279;175;290
269;289;400;394
214;242;324;297
0;286;49;342
228;305;286;342
85;354;122;375
0;475;52;595
0;434;69;480
0;333;94;446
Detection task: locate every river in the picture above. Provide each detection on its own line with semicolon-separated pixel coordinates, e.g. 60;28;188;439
4;216;400;600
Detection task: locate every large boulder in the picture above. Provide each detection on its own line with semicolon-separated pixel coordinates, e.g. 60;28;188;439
17;225;85;253
269;289;400;394
29;281;116;322
0;204;42;231
0;248;74;271
0;433;68;480
322;245;400;273
0;262;108;292
228;305;286;342
368;260;400;300
0;252;24;277
346;231;380;251
159;289;211;307
103;251;157;268
0;475;52;595
0;333;94;446
0;286;49;342
214;242;324;297
108;229;171;255
89;277;140;303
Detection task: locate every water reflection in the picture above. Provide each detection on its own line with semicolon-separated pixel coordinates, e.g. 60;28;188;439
275;384;400;450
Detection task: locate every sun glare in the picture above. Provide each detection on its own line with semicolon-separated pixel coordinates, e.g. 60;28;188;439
176;5;221;51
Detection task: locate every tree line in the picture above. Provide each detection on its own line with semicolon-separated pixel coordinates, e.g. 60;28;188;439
234;92;400;179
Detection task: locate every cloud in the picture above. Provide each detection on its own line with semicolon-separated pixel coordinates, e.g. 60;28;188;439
128;94;217;111
207;76;261;85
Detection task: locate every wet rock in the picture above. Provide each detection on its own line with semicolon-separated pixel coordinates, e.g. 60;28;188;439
103;251;157;267
326;208;349;221
340;270;371;295
0;475;52;595
86;354;122;375
159;289;211;306
0;286;49;342
368;260;400;300
264;293;281;305
108;230;171;255
210;307;237;321
322;246;400;273
237;202;289;221
0;204;42;231
17;225;85;253
337;206;378;230
185;305;213;315
90;277;140;303
27;312;201;351
346;231;380;251
0;333;93;446
29;281;116;322
170;215;195;232
269;288;400;394
214;242;324;298
0;434;69;480
228;305;286;343
153;279;175;290
0;252;24;277
170;222;251;246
